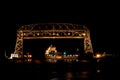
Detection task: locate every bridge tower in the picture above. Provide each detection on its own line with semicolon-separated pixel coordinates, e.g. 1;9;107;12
14;23;93;58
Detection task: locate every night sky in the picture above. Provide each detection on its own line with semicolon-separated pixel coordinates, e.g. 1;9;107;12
1;15;119;57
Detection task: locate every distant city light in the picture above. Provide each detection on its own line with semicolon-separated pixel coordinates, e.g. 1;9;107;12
97;69;101;73
63;52;67;55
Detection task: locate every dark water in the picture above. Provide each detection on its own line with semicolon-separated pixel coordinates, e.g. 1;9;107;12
0;57;119;80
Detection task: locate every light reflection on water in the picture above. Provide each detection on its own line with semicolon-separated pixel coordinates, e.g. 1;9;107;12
2;57;118;80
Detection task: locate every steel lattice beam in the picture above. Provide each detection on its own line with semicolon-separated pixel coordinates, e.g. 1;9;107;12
14;23;93;58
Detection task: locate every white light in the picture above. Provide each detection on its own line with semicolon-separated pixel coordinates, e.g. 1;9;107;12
97;69;100;73
76;59;79;62
53;33;55;35
75;54;78;56
56;33;59;36
11;54;18;58
68;33;70;35
37;33;40;35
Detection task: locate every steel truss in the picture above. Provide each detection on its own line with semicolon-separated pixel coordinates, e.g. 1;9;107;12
14;23;93;58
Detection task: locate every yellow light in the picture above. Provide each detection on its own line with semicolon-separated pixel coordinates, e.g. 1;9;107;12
28;55;32;58
82;33;86;36
56;56;62;59
23;33;26;36
96;54;101;58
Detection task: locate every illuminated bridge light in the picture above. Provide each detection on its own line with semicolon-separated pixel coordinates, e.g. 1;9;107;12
14;23;93;58
96;54;101;58
68;32;71;35
37;33;40;35
82;33;86;36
